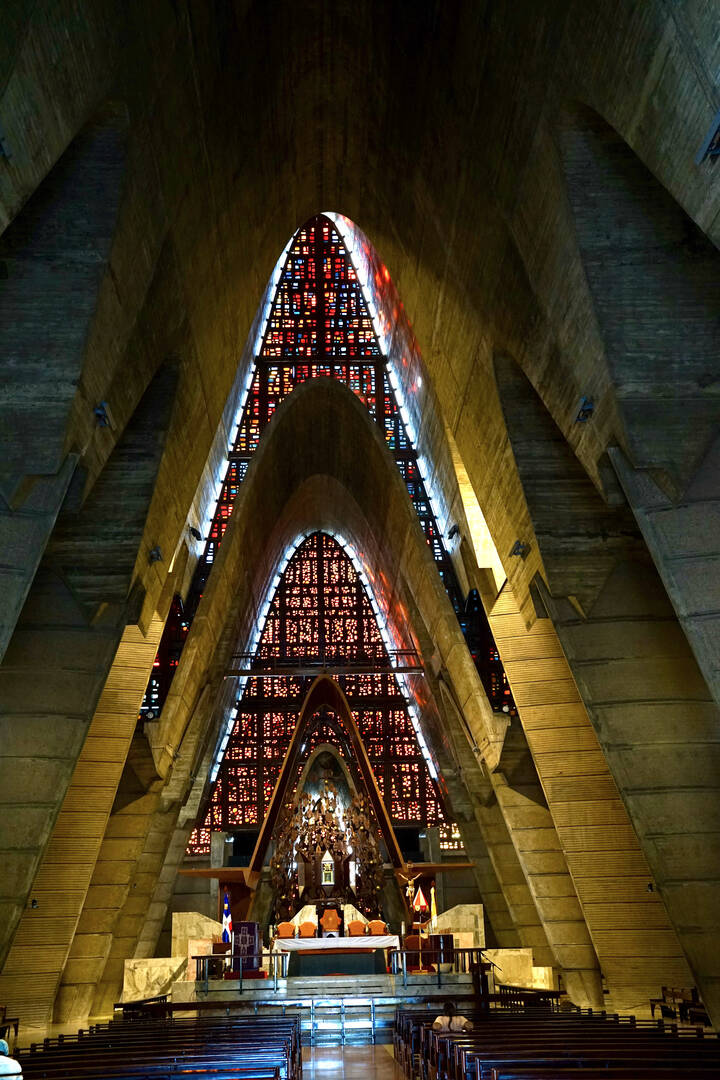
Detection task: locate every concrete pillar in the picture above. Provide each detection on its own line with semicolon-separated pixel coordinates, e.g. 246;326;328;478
0;571;127;982
0;617;162;1031
437;662;600;1003
87;793;179;1020
211;830;228;921
425;827;445;912
433;679;538;950
490;760;603;1008
541;564;720;1025
488;583;694;1013
55;789;161;1024
134;820;193;961
610;442;720;711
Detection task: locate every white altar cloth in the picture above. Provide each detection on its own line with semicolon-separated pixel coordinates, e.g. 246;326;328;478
272;935;399;952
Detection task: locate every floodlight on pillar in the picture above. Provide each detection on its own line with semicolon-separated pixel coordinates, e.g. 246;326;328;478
93;401;113;428
575;396;594;423
509;539;530;560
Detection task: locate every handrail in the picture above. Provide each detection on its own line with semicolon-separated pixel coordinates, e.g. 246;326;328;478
114;994;168;1011
188;945;495;994
226;646;423;677
191;952;289;994
389;945;490;990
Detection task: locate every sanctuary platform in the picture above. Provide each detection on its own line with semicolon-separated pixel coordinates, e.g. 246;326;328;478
170;971;476;1044
122;908;553;1005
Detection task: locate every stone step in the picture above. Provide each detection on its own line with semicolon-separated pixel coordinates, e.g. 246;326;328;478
170;972;474;1045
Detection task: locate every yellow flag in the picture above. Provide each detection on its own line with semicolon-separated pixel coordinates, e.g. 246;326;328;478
430;883;437;928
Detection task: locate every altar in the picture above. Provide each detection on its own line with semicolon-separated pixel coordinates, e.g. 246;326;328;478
272;934;400;976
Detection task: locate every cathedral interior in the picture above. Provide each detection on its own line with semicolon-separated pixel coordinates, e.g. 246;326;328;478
1;0;719;1045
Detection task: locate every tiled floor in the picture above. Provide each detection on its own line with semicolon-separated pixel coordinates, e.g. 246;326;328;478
302;1044;399;1078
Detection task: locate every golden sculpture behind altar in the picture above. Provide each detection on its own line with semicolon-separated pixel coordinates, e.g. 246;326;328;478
270;777;384;922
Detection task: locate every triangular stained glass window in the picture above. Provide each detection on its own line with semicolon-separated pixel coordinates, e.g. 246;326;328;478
199;532;446;840
164;214;519;855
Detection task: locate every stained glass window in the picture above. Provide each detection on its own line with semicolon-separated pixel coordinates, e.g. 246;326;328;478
143;214;515;731
155;214;519;858
439;822;464;851
201;532;446;833
186;826;211;857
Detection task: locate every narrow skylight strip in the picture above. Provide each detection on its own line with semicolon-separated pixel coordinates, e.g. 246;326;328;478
202;236;295;561
325;211;451;538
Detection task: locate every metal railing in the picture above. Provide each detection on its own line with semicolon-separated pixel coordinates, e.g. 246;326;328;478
226;647;423;677
192;952;289;994
192;945;498;995
388;946;489;988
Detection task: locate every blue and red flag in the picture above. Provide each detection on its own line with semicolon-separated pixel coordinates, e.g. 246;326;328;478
221;892;233;943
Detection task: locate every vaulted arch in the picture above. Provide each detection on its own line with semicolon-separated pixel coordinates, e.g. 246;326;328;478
558;102;720;497
135;377;602;1007
0;104;130;663
248;674;406;878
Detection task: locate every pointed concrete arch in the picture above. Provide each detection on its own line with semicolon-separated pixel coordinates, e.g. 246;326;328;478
140;376;603;1006
249;675;405;878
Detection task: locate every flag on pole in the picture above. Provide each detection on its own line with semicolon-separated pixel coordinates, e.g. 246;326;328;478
430;883;437;929
222;892;232;943
413;885;429;914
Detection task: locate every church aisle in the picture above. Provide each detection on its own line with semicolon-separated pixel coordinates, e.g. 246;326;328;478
302;1044;398;1079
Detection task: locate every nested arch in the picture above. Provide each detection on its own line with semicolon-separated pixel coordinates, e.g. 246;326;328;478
156;376;508;842
144;212;516;730
0;104;129;478
191;530;447;851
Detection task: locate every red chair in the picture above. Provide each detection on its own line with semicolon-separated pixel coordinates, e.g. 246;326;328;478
404;933;433;971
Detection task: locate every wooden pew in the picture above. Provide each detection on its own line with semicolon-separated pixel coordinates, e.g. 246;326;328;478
18;1014;302;1080
395;1007;720;1080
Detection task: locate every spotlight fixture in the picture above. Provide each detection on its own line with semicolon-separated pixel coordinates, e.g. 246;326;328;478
695;106;720;164
575;396;594;423
30;898;39;909
0;125;11;160
647;882;655;893
149;545;163;563
509;540;530;559
188;525;203;542
93;401;110;427
447;524;460;541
